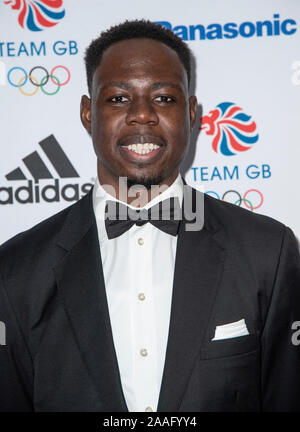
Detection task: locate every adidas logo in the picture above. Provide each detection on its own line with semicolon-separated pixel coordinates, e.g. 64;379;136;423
1;135;93;205
6;135;79;182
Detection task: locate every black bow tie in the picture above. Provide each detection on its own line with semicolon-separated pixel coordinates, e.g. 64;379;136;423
104;197;182;239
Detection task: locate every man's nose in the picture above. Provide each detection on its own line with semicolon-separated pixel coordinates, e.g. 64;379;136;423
126;97;159;125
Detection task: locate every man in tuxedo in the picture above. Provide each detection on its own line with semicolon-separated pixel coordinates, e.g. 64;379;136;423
0;20;300;412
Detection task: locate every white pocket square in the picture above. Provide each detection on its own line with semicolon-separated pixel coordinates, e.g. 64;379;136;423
212;318;249;341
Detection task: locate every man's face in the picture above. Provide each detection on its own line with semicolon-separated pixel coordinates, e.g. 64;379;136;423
81;38;197;190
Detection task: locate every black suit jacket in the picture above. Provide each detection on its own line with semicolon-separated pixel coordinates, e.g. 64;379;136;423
0;184;300;412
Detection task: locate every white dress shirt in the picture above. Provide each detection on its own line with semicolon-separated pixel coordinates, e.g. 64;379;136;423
92;174;183;412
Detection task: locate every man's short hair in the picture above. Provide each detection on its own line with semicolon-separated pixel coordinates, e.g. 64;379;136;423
84;19;192;95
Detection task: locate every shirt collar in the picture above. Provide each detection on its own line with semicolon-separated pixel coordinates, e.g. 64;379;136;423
92;173;184;243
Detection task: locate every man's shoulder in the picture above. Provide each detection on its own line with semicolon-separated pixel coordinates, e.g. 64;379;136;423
198;191;294;280
1;202;71;253
201;189;287;242
0;191;92;269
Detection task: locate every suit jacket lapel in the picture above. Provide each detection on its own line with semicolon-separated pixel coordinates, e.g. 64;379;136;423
157;185;226;412
53;190;128;412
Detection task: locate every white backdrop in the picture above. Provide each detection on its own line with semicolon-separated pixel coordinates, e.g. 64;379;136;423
0;0;300;244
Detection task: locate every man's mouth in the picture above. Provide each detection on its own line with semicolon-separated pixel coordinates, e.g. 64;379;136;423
121;142;160;155
118;135;165;161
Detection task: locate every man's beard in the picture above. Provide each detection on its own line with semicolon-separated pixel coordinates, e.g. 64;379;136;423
126;174;165;190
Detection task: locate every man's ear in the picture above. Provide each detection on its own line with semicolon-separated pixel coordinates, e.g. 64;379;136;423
80;95;92;135
189;95;198;129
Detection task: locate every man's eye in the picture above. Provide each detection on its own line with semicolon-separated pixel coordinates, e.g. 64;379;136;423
154;95;175;103
110;96;129;103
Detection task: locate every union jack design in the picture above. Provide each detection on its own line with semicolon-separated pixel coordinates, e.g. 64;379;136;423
4;0;65;31
201;102;258;156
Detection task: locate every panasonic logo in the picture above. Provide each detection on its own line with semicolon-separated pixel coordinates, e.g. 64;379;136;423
156;14;297;41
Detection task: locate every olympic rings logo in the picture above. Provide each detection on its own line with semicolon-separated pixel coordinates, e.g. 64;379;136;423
7;65;71;96
205;189;264;211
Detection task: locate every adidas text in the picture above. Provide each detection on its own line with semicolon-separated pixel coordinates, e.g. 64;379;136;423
0;179;93;205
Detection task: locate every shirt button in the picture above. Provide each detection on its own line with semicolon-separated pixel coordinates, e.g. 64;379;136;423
140;348;148;357
138;293;145;301
137;237;144;245
145;406;153;412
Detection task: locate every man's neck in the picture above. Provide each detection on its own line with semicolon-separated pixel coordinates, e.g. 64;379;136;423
97;172;180;207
